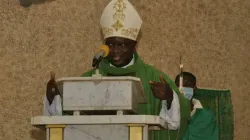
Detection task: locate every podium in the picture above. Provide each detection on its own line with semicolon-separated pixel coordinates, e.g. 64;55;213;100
31;72;167;140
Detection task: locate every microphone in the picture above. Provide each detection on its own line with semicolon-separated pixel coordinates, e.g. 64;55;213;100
92;45;109;68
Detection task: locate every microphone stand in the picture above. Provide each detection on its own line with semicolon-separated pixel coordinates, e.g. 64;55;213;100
92;56;102;68
92;57;103;77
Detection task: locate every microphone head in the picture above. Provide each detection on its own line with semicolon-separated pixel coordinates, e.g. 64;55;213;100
98;45;109;57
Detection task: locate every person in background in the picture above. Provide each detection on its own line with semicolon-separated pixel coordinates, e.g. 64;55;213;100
175;72;219;140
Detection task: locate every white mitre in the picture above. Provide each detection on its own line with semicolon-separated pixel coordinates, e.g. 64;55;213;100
100;0;142;41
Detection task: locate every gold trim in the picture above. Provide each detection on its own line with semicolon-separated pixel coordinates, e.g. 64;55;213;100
46;125;66;128
50;128;64;140
102;27;139;40
113;0;126;21
129;126;143;140
112;20;124;31
46;125;65;140
112;0;126;31
128;124;145;127
102;28;114;36
121;28;139;39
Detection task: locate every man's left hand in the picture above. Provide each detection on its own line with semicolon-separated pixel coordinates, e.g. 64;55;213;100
149;75;173;100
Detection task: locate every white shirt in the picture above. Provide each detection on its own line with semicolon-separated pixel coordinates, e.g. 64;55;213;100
190;98;203;117
44;56;181;130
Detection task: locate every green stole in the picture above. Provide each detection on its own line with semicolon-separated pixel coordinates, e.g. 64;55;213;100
81;53;190;140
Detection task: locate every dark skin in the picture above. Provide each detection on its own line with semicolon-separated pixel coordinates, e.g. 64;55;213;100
105;37;136;67
46;71;60;105
105;37;173;102
46;37;174;105
175;75;197;110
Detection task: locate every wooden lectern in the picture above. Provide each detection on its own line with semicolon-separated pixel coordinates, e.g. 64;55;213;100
31;71;167;140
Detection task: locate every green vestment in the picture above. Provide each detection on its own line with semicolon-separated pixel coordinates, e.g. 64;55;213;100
194;89;234;140
181;108;219;140
81;53;190;140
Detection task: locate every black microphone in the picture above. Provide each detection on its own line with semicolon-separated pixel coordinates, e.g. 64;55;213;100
92;45;109;68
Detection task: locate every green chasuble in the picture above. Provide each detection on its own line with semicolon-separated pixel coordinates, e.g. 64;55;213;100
181;109;219;140
81;53;190;140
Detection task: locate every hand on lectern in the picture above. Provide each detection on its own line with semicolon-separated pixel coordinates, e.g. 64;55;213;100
46;71;60;105
149;75;173;101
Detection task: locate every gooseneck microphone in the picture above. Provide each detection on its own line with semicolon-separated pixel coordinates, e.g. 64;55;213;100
92;45;109;68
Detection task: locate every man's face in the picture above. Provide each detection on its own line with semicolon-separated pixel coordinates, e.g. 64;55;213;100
105;37;136;67
175;75;197;95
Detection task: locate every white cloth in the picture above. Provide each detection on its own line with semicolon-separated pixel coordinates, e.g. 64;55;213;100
190;98;203;117
43;95;62;116
159;91;180;130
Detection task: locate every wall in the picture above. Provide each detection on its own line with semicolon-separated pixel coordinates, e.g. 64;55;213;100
0;0;249;139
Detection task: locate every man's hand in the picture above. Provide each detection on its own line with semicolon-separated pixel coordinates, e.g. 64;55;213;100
149;75;173;101
46;71;60;105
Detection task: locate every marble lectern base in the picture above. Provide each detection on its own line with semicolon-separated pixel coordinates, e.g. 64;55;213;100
64;125;128;140
31;115;167;140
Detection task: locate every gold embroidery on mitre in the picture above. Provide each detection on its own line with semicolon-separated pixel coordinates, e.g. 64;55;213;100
102;28;114;37
121;28;139;39
113;0;126;21
112;20;124;31
112;0;126;31
102;27;138;39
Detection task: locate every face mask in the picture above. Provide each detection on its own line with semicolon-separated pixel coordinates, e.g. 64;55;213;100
183;87;194;100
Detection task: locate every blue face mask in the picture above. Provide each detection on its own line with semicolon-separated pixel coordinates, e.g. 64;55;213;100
183;87;194;100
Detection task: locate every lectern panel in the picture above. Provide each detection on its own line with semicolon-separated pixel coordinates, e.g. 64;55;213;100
63;81;133;111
